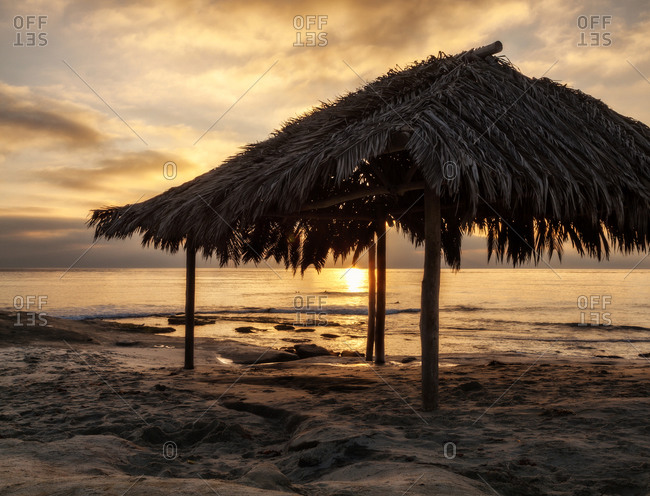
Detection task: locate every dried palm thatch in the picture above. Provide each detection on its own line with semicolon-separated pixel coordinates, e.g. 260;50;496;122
89;41;650;411
89;43;650;268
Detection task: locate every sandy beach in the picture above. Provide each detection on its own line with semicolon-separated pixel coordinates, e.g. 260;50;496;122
1;311;649;495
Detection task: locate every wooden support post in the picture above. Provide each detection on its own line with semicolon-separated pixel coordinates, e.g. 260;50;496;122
184;238;196;370
366;241;376;361
375;222;386;365
420;187;441;410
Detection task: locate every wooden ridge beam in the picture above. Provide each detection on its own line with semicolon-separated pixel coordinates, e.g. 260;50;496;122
474;40;503;58
301;181;425;211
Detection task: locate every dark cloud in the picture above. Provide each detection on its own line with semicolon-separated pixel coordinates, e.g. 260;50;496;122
0;214;267;269
0;215;181;268
35;150;200;192
0;84;102;149
0;215;84;236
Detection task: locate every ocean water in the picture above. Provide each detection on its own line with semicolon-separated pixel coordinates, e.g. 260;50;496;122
1;268;649;359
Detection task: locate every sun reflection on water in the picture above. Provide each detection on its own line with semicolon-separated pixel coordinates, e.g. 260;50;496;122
340;267;366;293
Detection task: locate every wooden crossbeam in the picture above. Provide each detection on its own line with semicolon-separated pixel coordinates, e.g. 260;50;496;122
301;181;425;211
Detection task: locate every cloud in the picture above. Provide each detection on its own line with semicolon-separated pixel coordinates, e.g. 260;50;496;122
35;150;192;191
0;215;85;239
0;82;103;154
0;213;264;269
0;214;181;268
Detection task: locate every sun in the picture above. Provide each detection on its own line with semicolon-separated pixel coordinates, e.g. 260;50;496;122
342;267;366;292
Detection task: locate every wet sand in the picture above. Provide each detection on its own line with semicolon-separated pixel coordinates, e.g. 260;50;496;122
1;311;649;495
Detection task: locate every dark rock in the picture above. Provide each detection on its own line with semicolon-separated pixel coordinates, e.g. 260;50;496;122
181;419;252;445
215;340;299;364
298;453;321;467
167;315;215;326
343;442;375;458
294;328;315;333
459;381;483;392
401;356;417;364
153;384;167;391
113;322;176;333
240;462;293;491
235;326;260;333
274;324;295;331
288;440;319;452
140;425;166;444
638;353;650;358
340;350;362;358
321;333;339;339
115;340;140;347
259;449;281;457
294;344;331;358
540;408;575;417
487;360;505;367
221;401;291;421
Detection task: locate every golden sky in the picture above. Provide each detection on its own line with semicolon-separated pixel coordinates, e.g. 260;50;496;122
1;0;649;269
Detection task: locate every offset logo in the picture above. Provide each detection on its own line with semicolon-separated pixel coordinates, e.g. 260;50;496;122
13;15;48;47
443;441;457;460
13;295;48;326
577;15;612;47
293;294;328;326
293;15;328;47
442;161;459;181
577;295;612;326
163;161;177;180
162;441;178;460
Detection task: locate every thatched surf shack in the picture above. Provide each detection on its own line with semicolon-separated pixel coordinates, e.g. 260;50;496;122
90;41;650;411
